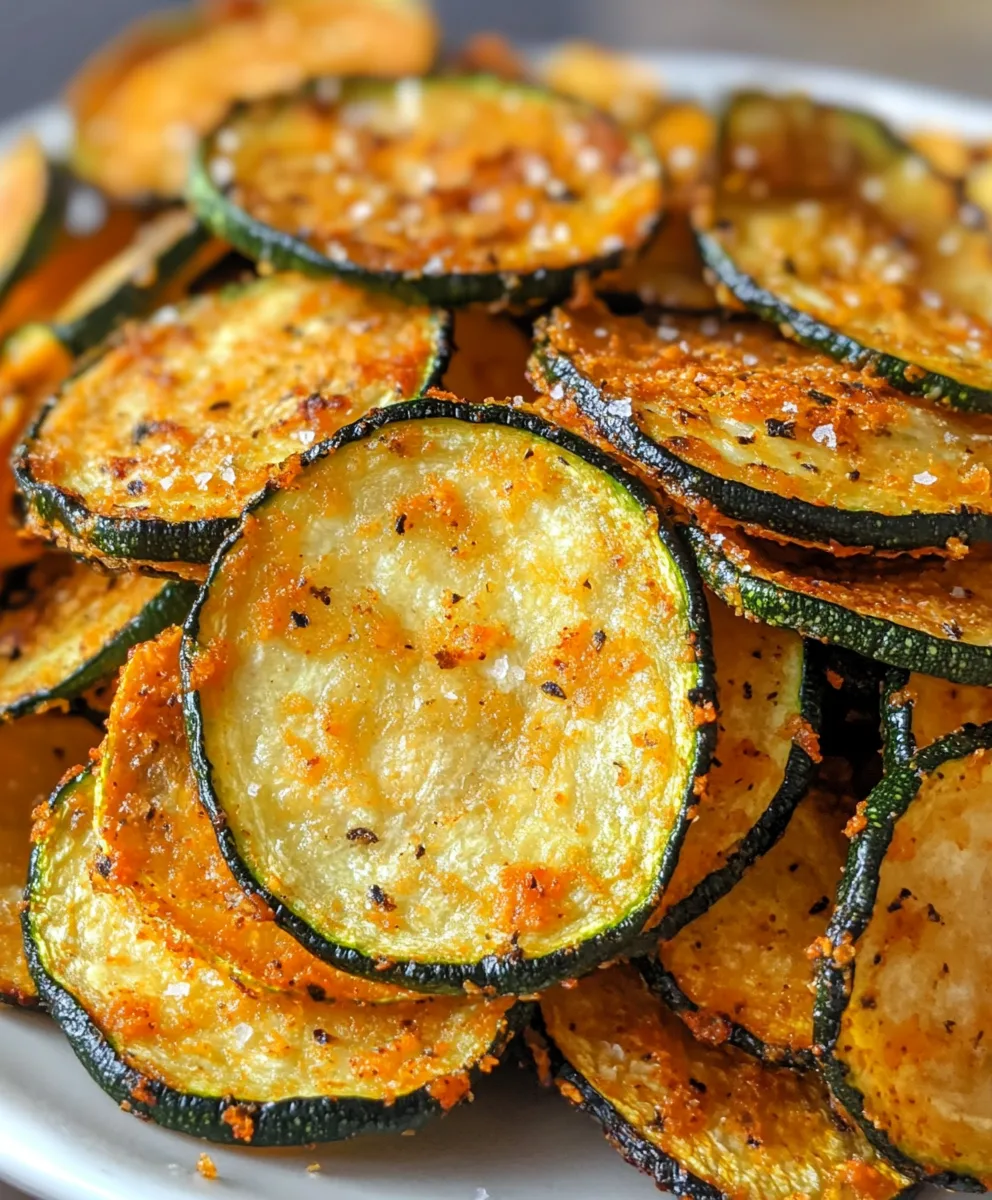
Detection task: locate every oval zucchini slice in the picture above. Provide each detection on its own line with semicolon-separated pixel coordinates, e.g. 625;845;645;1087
650;594;820;942
183;401;716;995
698;92;992;413
98;627;419;1004
69;0;439;200
16;273;449;571
189;76;663;307
0;556;197;720
814;725;992;1188
53;209;228;356
0;135;65;310
642;788;850;1068
25;767;521;1146
539;963;911;1200
689;521;992;685
533;301;992;551
0;712;101;1006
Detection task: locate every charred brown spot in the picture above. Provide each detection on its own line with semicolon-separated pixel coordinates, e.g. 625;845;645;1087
541;681;567;700
369;884;397;912
347;827;379;845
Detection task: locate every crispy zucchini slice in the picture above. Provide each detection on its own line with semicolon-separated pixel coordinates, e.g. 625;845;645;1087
650;594;820;941
0;197;142;342
54;209;228;355
98;627;418;1004
183;401;715;995
814;725;992;1188
539;42;664;128
69;0;439;200
698;93;992;412
884;668;992;762
189;76;663;307
643;788;849;1067
533;300;992;551
689;520;992;685
25;768;521;1146
0;556;197;720
0;324;73;571
0;712;100;1006
540;963;911;1200
16;273;449;570
0;136;66;310
596;212;718;312
442;310;535;404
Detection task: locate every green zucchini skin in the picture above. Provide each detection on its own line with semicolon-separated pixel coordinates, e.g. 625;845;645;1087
0;573;199;721
531;333;992;552
880;669;915;770
13;304;451;571
812;725;992;1192
24;770;529;1147
687;524;992;686
182;399;718;996
188;77;660;309
52;218;218;357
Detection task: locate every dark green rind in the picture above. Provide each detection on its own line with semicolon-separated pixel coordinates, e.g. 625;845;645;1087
532;330;992;551
24;770;528;1147
13;300;451;570
0;161;70;309
880;668;915;771
813;725;992;1192
0;576;199;722
182;399;717;996
697;98;992;415
635;956;813;1071
52;218;218;356
534;1014;723;1200
188;76;661;309
687;523;992;686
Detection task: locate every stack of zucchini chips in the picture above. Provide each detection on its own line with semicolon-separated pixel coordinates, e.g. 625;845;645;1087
0;3;988;1193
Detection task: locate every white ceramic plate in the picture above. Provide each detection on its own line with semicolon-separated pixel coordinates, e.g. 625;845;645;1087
3;49;992;1200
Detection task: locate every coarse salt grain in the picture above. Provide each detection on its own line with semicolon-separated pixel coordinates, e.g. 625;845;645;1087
609;397;633;418
159;473;176;491
65;187;108;236
516;199;535;222
657;324;679;341
951;586;967;599
550;383;565;401
216;127;241;155
523;155;551;188
667;145;698;172
860;176;885;202
576;145;602;173
297;430;316;445
913;470;937;485
151;305;180;326
220;467;236;485
232;1022;253;1048
348;199;374;223
741;353;759;367
208;157;235;188
194;472;213;489
812;423;837;450
165;982;190;998
732;144;759;170
600;234;624;255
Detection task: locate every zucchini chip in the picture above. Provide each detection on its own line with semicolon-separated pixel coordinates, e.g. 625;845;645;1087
698;93;992;412
533;301;992;551
540;42;664;128
69;0;439;200
25;768;521;1146
442;310;535;404
183;402;715;995
596;212;718;312
54;209;228;356
0;324;73;571
540;963;911;1200
0;556;197;720
815;725;992;1188
0;136;65;310
98;628;419;1004
189;76;663;307
884;668;992;762
0;712;101;1006
17;273;449;572
689;521;992;685
643;788;849;1067
651;595;820;940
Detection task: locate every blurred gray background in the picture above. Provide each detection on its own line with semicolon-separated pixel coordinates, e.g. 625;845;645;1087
1;0;991;118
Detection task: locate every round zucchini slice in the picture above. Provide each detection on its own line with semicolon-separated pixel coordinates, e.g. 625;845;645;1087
0;555;197;720
649;594;820;942
53;209;228;355
0;135;65;310
24;767;521;1146
98;627;419;1004
814;724;992;1189
183;401;715;995
188;76;663;307
642;788;850;1068
0;711;101;1006
698;92;992;413
16;273;449;571
539;963;911;1200
68;0;439;200
689;521;992;686
533;301;992;551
